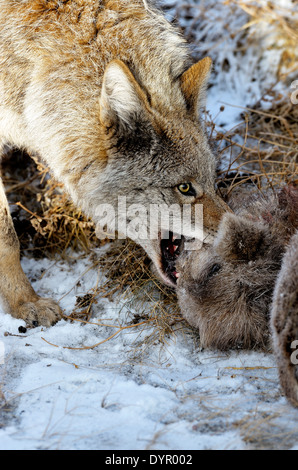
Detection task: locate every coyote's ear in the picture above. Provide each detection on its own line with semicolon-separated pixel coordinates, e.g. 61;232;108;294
180;57;212;118
100;60;149;129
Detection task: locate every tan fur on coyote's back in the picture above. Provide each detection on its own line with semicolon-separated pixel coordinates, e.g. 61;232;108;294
0;0;229;326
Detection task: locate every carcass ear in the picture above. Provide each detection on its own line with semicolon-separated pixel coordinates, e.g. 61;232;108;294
100;60;149;129
214;213;269;262
180;57;212;118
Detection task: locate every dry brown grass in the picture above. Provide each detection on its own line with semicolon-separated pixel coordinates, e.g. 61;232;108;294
229;0;298;77
59;238;186;351
213;93;298;198
22;158;101;255
1;151;98;256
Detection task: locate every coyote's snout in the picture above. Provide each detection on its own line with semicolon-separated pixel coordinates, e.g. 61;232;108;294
0;0;229;326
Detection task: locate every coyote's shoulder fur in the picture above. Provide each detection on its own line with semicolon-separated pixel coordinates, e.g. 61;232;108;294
0;0;229;326
0;0;191;109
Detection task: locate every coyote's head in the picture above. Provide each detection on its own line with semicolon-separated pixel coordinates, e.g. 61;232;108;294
94;58;230;287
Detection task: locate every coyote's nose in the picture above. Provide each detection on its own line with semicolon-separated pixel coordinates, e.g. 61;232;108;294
200;193;232;232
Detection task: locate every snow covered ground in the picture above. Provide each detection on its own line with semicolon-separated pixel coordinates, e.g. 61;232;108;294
0;0;297;451
1;253;298;450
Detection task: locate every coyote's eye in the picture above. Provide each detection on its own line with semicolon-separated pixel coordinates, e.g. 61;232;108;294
177;183;196;197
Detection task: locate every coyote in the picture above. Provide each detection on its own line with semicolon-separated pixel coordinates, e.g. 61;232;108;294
0;0;229;326
176;185;298;406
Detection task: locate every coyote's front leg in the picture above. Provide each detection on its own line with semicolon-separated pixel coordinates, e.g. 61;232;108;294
0;177;62;327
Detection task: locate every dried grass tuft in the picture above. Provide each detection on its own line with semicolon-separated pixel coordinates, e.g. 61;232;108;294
26;159;102;255
98;240;183;331
65;239;187;351
229;0;298;77
213;93;298;199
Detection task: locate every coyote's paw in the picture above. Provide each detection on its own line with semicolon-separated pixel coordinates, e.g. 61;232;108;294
17;298;62;327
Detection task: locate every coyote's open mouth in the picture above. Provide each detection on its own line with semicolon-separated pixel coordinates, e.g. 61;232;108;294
160;232;185;287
